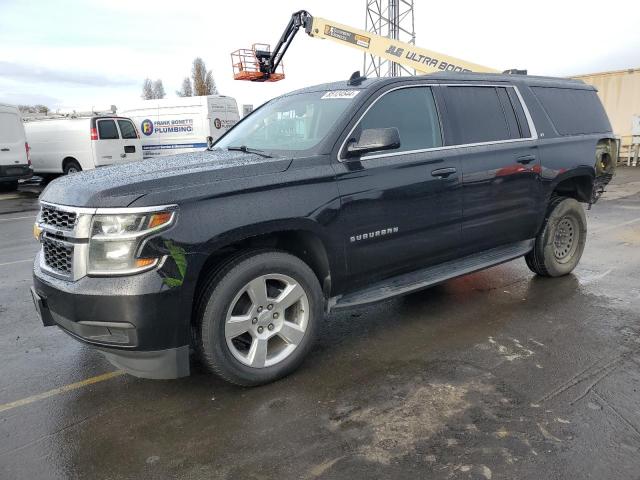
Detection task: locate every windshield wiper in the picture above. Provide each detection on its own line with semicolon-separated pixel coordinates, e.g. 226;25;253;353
227;145;272;158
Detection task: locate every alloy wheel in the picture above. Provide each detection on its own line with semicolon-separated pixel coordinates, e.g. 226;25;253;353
224;274;309;368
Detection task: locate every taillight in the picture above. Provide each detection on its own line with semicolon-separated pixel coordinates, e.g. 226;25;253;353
90;127;98;140
25;142;31;165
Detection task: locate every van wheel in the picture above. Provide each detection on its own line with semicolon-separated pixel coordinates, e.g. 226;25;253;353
1;181;18;192
40;174;57;185
63;160;82;175
195;250;323;386
525;196;587;277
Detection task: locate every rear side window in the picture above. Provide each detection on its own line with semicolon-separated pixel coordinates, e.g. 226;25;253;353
531;87;611;135
117;120;138;139
0;112;22;143
444;86;515;145
97;119;119;140
357;86;442;153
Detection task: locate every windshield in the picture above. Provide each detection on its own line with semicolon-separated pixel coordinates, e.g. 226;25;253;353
214;90;359;153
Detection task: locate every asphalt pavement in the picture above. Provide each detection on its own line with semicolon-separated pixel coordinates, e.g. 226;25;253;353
1;171;640;480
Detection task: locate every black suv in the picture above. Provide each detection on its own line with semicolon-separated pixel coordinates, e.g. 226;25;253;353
32;73;616;385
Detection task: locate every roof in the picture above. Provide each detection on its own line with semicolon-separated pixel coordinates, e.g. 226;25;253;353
281;71;592;98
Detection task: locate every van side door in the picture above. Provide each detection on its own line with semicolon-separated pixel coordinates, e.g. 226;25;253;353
440;85;542;255
93;118;123;168
116;118;143;162
0;108;28;169
333;85;463;287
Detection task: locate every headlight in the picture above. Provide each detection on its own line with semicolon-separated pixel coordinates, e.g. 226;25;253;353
87;209;176;275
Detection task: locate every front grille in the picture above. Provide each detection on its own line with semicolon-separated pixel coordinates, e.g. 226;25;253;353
43;236;73;275
41;206;77;230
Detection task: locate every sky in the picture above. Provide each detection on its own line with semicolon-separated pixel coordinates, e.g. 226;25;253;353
1;0;638;111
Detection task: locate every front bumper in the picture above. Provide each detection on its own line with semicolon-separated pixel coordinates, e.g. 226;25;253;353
32;257;190;379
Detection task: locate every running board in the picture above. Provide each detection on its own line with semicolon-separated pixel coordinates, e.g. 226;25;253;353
330;239;534;311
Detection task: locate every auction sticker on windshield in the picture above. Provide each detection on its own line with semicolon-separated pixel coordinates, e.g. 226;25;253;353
321;90;360;100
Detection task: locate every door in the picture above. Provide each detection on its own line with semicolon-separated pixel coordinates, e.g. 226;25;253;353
333;85;463;286
0;108;27;168
116;118;142;163
440;85;542;255
93;118;123;167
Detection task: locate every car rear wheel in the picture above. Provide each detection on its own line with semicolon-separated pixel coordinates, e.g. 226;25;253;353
195;250;323;386
525;196;587;277
0;180;18;192
63;160;82;175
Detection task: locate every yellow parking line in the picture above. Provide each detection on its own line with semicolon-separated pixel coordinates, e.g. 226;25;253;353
0;370;124;414
0;194;23;201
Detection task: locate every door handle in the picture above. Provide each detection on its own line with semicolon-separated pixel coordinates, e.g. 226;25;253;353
516;154;535;164
120;153;127;158
431;167;457;178
0;148;9;152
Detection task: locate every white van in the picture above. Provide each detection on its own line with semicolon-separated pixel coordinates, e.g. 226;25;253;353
24;115;143;175
0;104;32;190
119;95;239;159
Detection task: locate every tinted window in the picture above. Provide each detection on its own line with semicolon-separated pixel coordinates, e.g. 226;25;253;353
117;120;137;139
444;86;513;145
357;86;442;153
98;119;119;140
531;87;611;135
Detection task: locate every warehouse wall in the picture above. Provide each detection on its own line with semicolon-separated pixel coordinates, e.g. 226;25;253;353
573;68;640;144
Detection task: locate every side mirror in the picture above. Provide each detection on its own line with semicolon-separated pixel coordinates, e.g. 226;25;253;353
346;127;400;157
206;136;214;149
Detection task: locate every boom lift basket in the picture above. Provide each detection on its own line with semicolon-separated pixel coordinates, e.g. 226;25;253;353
231;44;285;82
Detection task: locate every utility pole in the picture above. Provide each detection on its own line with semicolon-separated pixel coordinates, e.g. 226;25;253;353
363;0;416;77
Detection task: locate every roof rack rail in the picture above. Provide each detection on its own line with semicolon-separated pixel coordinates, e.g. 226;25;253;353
503;69;528;75
22;105;118;122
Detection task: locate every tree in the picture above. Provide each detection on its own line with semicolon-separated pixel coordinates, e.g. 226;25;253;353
152;79;166;99
192;57;208;96
141;78;154;100
191;57;218;96
205;71;218;95
17;104;50;114
176;77;193;97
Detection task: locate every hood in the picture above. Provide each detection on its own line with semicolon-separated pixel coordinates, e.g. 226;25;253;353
40;149;293;208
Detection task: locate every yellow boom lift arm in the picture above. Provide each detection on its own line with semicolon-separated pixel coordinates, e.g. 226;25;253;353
231;10;499;82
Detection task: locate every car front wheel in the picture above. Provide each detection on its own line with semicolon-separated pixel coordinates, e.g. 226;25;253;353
195;250;323;386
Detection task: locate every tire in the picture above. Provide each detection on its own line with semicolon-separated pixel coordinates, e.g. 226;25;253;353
195;250;323;386
1;180;18;192
63;160;82;175
40;174;57;184
525;196;587;277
